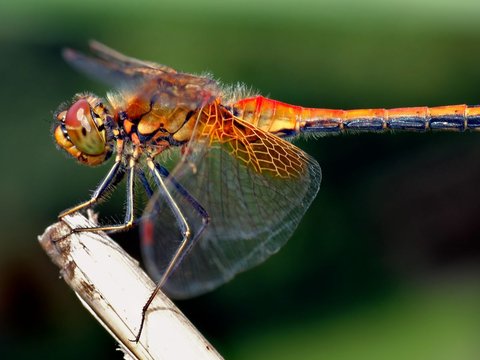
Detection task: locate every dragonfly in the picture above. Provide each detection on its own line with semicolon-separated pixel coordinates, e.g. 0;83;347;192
53;41;479;340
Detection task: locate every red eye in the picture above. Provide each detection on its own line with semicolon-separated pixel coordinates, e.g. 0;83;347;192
64;98;106;156
65;98;92;130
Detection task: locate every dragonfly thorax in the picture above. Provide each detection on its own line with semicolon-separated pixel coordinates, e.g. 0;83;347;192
54;94;114;166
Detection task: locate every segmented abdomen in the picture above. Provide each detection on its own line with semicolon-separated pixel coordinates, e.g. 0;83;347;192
233;96;480;136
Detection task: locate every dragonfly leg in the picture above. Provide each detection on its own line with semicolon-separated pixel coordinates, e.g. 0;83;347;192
131;168;154;227
132;158;209;342
72;157;137;234
58;159;124;219
153;162;209;219
59;138;126;219
137;168;154;198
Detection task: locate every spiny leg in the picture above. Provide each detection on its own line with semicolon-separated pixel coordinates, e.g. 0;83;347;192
133;158;210;342
137;168;154;198
59;139;126;220
142;162;210;269
134;162;209;230
58;160;124;219
73;155;137;234
53;160;125;244
154;162;209;219
132;168;154;227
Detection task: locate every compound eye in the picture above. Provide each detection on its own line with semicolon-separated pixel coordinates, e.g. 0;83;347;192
64;98;106;155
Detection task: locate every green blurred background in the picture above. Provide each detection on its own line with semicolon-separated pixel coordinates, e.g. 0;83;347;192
1;0;480;358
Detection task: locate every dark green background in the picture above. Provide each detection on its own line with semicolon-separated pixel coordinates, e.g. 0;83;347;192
1;1;479;358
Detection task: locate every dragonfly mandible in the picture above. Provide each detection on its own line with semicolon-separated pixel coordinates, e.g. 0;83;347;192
53;41;479;340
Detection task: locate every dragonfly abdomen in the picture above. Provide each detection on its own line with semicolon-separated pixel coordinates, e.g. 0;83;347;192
234;96;480;138
300;104;480;134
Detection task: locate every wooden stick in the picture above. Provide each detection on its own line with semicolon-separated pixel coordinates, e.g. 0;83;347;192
38;213;223;360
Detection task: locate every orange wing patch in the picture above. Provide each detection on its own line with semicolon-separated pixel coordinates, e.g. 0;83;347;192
198;103;307;178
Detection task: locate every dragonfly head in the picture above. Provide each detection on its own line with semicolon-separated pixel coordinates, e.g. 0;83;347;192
54;94;113;166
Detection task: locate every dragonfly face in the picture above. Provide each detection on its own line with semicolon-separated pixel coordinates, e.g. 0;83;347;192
54;94;113;166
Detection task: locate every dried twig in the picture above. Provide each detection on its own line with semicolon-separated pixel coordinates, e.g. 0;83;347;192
38;213;223;360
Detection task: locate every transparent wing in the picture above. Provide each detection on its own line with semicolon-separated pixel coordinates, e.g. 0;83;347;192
63;41;220;110
88;40;178;74
140;109;322;299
